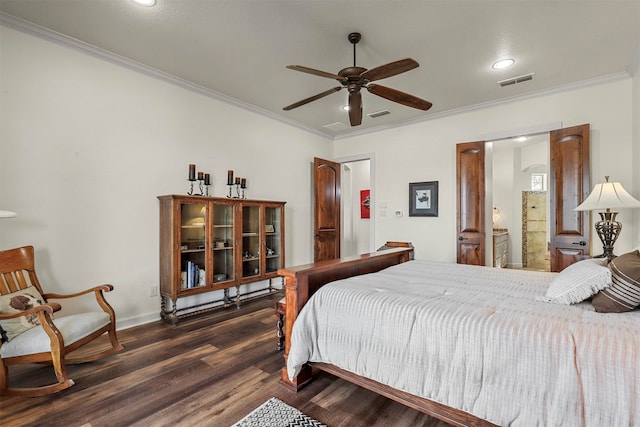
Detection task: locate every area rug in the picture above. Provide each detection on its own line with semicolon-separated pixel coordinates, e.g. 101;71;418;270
232;397;327;427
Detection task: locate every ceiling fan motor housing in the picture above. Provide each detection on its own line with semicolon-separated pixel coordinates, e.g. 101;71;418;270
339;66;368;92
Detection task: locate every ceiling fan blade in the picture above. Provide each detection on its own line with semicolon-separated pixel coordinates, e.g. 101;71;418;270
283;87;343;111
360;58;419;82
286;65;346;82
349;91;363;126
367;84;432;111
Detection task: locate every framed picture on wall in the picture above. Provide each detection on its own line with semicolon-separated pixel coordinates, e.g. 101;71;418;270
360;189;370;219
409;181;438;217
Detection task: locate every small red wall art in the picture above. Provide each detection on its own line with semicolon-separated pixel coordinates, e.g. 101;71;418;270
360;189;370;219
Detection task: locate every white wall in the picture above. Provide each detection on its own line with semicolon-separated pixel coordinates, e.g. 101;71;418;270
633;52;640;248
0;27;331;328
492;142;517;266
334;77;639;261
341;160;371;257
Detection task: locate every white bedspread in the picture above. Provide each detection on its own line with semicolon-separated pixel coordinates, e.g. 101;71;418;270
287;260;640;426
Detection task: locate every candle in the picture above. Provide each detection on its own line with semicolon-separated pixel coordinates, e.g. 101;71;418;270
235;177;241;185
204;173;211;185
188;164;196;181
198;171;204;180
241;178;247;189
227;170;234;185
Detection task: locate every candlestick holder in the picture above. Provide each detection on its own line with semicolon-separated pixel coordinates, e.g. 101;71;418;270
226;183;246;199
188;179;209;196
187;179;197;195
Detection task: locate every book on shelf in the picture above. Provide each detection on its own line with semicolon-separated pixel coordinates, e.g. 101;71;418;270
184;261;205;288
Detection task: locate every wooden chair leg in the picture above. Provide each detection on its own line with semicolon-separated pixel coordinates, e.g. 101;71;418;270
0;359;8;392
64;326;125;364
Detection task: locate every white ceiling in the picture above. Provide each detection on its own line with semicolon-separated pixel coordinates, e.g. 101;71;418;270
1;0;639;139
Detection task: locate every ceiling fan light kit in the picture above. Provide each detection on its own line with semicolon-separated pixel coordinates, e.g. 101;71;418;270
283;32;432;126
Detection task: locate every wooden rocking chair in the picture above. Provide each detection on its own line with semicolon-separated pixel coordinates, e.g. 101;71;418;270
0;246;124;396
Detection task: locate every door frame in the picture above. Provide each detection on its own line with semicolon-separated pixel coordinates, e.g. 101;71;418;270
462;121;592;268
334;153;376;254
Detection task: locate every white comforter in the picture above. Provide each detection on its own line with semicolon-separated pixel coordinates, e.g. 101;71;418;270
287;260;640;426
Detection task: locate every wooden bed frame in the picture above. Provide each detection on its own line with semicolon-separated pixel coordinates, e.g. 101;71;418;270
277;248;497;427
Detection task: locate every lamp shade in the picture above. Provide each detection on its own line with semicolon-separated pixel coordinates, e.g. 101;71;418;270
574;180;640;211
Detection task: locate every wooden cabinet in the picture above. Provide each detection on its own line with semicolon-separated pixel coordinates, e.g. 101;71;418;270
158;195;285;324
493;230;509;268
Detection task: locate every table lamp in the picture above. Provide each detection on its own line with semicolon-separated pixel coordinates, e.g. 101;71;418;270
574;176;640;261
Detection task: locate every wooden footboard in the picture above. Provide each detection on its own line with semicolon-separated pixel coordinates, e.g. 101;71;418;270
277;247;497;427
277;247;413;389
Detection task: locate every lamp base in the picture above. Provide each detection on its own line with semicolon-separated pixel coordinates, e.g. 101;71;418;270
594;211;621;262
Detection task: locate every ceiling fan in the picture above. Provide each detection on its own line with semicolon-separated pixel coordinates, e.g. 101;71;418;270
283;32;432;127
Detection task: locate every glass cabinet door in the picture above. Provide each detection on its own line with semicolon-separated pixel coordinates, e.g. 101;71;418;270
212;203;235;284
179;202;207;290
242;205;261;278
264;205;282;274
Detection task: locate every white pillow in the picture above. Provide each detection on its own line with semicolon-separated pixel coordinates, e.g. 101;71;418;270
538;258;611;304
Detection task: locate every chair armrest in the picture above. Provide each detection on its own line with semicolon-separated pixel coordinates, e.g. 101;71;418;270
44;284;117;323
0;303;56;320
43;284;114;300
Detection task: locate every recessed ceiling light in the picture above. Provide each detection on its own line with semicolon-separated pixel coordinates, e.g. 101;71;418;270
132;0;156;6
492;58;515;70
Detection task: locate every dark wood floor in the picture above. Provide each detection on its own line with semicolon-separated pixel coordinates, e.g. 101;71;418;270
1;294;451;427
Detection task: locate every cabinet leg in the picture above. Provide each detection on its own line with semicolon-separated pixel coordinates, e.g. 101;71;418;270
235;285;241;309
170;298;178;326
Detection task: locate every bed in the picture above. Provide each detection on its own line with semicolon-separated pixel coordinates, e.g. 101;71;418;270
278;248;640;427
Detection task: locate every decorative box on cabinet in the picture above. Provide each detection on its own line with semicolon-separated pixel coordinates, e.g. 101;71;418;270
493;229;509;268
158;195;285;324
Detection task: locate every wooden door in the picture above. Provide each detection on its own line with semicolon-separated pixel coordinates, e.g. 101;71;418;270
456;142;485;265
549;124;591;272
314;157;341;262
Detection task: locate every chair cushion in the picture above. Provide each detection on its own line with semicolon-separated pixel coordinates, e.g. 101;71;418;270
0;312;110;358
0;286;46;342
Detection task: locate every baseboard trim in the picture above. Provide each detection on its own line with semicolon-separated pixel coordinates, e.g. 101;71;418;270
116;312;161;331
